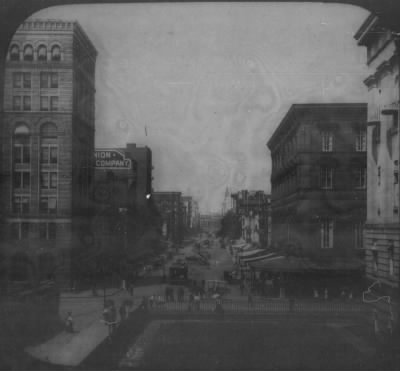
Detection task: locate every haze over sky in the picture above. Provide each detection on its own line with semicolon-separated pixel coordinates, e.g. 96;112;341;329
34;2;369;213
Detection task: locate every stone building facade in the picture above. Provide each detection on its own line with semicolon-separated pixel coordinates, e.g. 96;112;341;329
267;103;367;267
0;19;97;287
355;14;400;297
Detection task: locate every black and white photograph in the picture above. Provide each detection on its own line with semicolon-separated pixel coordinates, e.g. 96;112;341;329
0;0;399;370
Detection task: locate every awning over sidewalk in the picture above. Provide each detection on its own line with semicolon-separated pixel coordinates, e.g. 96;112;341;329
249;255;315;272
237;249;264;258
241;252;278;264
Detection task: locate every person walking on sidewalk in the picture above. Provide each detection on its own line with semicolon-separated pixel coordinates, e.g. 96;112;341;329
65;311;74;333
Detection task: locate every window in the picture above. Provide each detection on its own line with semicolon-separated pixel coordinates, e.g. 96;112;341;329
39;196;57;214
39;222;56;240
320;167;333;189
40;171;57;189
13;128;30;164
40;72;58;88
23;45;33;61
355;168;367;189
13;171;30;189
9;44;20;61
40;144;58;164
37;45;47;61
354;222;364;249
11;222;29;240
50;96;58;111
51;45;61;61
321;131;333;152
23;96;31;111
12;196;30;214
14;95;31;111
321;219;334;249
12;96;21;110
12;72;31;89
40;96;49;111
40;96;58;111
394;160;399;185
355;129;366;151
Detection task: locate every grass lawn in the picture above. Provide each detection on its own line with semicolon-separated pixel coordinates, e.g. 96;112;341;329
141;319;379;370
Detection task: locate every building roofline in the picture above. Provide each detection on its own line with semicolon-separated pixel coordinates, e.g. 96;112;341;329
266;103;367;149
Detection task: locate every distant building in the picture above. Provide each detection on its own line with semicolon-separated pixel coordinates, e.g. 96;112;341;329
355;15;400;296
0;19;97;287
124;143;153;205
267;103;367;268
199;213;222;234
152;191;183;244
231;190;271;246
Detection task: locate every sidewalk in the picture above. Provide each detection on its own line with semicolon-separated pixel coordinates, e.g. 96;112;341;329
24;284;167;367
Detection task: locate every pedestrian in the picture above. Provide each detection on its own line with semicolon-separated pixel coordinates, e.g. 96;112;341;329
248;292;254;308
340;289;346;301
149;294;154;308
188;292;194;312
139;296;148;312
65;311;74;333
313;288;319;299
119;303;127;322
194;292;201;311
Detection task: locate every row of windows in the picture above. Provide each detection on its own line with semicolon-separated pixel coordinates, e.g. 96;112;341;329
12;196;57;214
12;95;58;111
272;167;367;192
13;171;58;190
272;130;366;169
11;222;56;240
9;44;61;62
13;72;59;89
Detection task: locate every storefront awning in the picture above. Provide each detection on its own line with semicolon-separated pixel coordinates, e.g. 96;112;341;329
249;255;315;272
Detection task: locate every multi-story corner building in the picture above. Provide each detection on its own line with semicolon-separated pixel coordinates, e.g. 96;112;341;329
355;15;400;296
0;19;97;287
231;190;271;246
152;191;183;244
267;103;367;267
124;143;152;206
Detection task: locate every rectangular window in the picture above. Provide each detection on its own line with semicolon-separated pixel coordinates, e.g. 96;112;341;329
40;172;57;189
321;131;333;152
40;145;58;164
354;222;364;249
321;219;334;249
11;222;29;240
355;168;367;189
12;196;30;214
40;72;58;89
12;72;31;89
13;144;30;164
12;72;22;88
40;96;49;111
320;167;333;189
39;223;56;240
40;197;57;214
12;96;21;110
13;171;30;189
355;130;367;151
23;96;31;111
50;96;58;111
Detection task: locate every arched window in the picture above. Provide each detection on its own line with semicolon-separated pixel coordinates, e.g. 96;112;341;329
23;45;33;61
13;124;30;164
51;45;61;61
37;44;47;61
9;44;20;61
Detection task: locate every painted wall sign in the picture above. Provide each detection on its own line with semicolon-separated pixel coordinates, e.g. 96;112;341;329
95;149;132;169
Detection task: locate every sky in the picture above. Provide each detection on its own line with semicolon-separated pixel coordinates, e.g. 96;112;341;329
33;2;370;213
